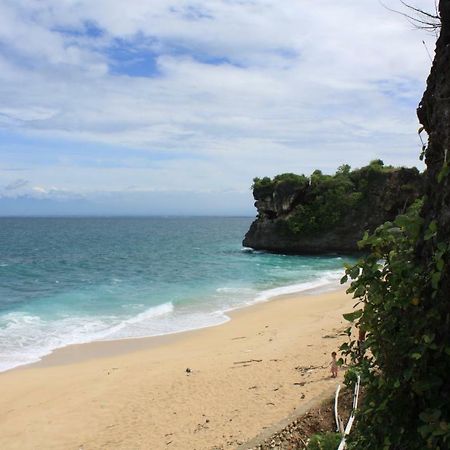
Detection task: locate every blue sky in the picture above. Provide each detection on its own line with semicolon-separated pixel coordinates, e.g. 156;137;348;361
0;0;435;215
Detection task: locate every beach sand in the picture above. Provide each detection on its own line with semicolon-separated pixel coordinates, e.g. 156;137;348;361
0;288;353;450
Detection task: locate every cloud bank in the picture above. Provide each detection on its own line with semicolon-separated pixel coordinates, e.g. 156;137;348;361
0;0;435;214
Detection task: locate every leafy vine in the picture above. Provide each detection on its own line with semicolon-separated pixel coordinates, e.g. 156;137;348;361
339;199;449;449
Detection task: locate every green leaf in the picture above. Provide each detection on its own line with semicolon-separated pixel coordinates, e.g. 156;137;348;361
343;309;363;322
429;220;438;233
349;266;360;279
395;214;409;228
424;220;438;241
354;285;366;297
420;409;441;422
361;230;369;242
431;271;442;290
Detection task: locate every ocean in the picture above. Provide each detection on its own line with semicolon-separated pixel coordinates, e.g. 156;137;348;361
0;217;349;372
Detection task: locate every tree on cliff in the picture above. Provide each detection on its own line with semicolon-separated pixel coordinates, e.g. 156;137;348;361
341;2;450;449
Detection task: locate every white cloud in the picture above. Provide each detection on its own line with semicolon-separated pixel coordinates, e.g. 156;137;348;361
32;186;48;194
0;0;435;212
0;106;58;122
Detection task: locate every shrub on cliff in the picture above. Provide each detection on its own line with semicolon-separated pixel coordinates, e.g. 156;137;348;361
244;162;423;253
340;3;450;446
286;162;405;235
288;170;362;234
307;432;342;450
341;197;449;449
252;173;308;198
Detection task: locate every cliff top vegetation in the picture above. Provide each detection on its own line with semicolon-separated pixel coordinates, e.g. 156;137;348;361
250;160;422;236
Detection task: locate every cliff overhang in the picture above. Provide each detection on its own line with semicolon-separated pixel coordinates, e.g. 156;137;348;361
243;163;424;254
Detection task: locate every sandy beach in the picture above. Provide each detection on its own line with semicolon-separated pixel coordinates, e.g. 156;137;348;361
0;288;353;450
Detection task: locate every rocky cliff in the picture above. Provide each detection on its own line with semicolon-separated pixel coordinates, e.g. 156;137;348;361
416;1;450;272
243;162;423;254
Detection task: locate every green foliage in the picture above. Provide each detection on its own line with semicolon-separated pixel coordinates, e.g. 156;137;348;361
251;176;275;200
252;173;308;191
370;158;385;167
287;165;363;234
307;432;342;450
343;366;360;389
252;174;308;199
348;160;396;195
251;163;422;236
337;164;351;175
273;172;308;184
252;176;273;191
437;160;450;183
340;199;450;449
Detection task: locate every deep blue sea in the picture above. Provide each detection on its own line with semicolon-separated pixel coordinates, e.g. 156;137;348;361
0;217;349;371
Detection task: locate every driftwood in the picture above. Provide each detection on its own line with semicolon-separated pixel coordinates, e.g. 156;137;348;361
233;359;263;364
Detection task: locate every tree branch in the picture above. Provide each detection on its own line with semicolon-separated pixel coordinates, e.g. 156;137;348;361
380;1;441;32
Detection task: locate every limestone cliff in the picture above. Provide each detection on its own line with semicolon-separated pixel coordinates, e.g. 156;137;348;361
415;0;450;351
243;163;423;254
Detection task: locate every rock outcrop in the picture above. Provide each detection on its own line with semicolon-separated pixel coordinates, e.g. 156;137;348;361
243;164;424;254
416;1;450;278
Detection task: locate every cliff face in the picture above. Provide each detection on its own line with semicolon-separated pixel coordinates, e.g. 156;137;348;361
417;1;450;267
243;165;423;254
415;0;450;345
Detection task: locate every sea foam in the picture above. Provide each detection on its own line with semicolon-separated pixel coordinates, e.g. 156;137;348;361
0;303;175;372
0;217;351;372
239;270;343;308
0;271;344;372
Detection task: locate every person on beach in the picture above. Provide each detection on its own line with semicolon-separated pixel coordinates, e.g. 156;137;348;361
330;351;338;378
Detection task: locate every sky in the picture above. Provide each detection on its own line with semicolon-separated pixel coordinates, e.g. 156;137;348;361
0;0;437;216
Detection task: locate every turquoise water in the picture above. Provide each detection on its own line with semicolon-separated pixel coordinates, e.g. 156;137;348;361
0;217;348;371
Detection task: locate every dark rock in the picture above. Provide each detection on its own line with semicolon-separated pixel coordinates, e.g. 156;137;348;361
243;166;423;254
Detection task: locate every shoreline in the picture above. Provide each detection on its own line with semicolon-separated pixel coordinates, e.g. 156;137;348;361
9;278;343;373
0;286;353;450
